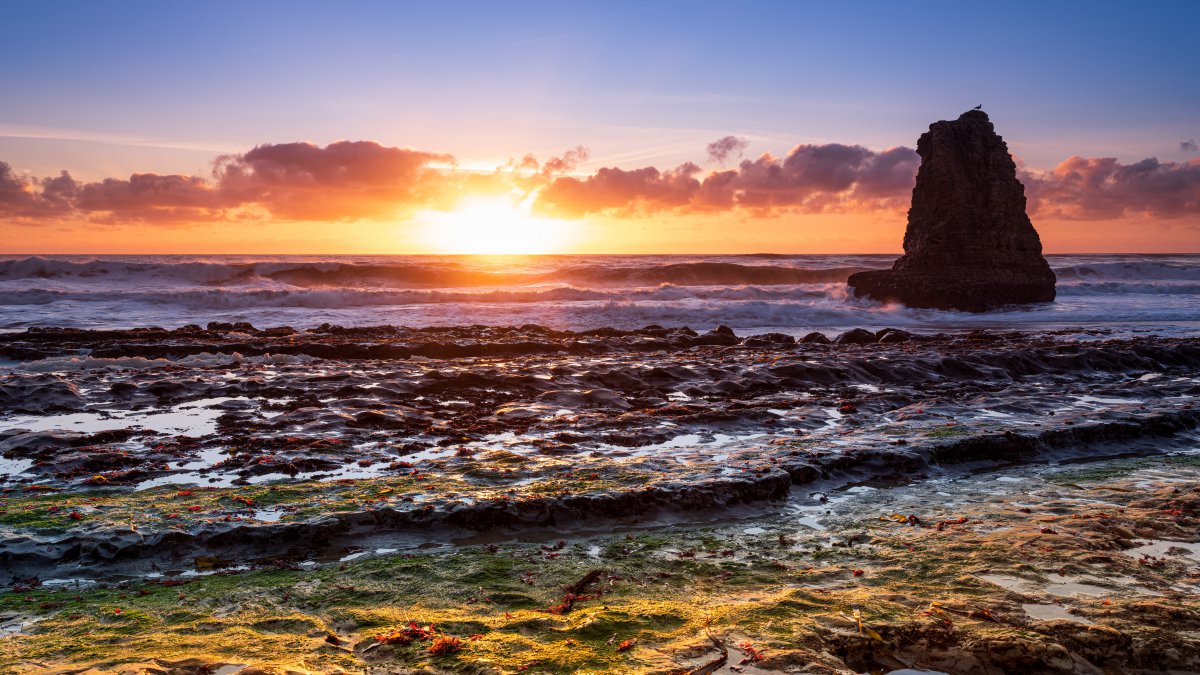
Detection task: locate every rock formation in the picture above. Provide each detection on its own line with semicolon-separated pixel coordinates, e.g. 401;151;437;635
848;110;1056;311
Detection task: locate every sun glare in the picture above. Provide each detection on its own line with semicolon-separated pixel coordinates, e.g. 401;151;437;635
415;195;574;254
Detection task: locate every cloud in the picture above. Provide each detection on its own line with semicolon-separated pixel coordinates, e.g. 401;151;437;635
0;162;38;210
2;141;454;224
538;144;1200;222
706;136;748;164
1022;156;1200;220
1183;139;1199;153
75;174;226;223
3;139;1198;227
2;163;237;224
213;141;451;220
536;163;703;217
537;145;589;178
0;162;77;218
536;143;921;217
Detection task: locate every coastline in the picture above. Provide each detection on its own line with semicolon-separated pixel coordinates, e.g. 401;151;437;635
2;324;1199;671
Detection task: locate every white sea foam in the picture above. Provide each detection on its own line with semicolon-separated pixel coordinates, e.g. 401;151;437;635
1;253;1197;335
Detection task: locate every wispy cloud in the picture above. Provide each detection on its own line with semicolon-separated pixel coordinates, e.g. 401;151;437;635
0;123;236;154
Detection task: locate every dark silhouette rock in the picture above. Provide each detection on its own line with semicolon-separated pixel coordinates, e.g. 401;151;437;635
834;328;877;344
848;110;1056;311
686;327;741;347
743;332;796;346
875;328;913;343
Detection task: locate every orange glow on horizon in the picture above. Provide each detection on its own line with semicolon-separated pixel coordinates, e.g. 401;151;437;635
413;195;579;255
4;210;1198;256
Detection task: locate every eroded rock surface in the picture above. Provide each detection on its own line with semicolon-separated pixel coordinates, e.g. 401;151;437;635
2;325;1199;579
849;110;1056;311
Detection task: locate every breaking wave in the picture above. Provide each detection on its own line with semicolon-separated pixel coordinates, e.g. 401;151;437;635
1;253;1198;334
0;284;841;309
0;256;869;288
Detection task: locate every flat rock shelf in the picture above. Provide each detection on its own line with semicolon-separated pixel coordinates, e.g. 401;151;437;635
2;323;1199;673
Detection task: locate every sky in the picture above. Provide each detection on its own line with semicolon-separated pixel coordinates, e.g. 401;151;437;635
1;0;1198;254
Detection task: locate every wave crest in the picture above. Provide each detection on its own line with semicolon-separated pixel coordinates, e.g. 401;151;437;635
0;256;871;288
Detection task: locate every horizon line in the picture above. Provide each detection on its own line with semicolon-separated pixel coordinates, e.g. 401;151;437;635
2;251;1198;257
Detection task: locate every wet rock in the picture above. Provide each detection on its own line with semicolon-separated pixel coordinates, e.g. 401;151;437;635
0;429;136;455
848;110;1056;311
239;456;343;476
0;373;83;412
52;446;144;477
144;378;192;398
206;321;257;333
412;341;560;359
876;328;913;343
348;409;424;430
801;332;831;344
834;328;876;344
744;332;796;347
538;389;631;409
680;328;741;347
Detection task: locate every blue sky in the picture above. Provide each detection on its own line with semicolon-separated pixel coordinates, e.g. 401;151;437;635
2;0;1197;179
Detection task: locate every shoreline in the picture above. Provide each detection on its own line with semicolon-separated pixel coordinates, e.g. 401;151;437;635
2;325;1199;671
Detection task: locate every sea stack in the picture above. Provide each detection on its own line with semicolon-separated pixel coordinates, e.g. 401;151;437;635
848;110;1056;311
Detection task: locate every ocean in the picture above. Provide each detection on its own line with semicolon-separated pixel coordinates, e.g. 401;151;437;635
2;253;1199;335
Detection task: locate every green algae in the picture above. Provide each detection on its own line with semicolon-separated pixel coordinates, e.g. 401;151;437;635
922;425;972;439
0;461;657;536
6;466;1200;673
1047;453;1200;485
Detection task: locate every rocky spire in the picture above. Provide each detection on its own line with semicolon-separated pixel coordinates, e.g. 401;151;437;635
848;110;1056;311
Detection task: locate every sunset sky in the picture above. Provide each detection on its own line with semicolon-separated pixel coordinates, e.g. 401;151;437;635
2;1;1197;254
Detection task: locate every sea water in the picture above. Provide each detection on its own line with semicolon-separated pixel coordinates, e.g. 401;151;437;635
2;253;1198;335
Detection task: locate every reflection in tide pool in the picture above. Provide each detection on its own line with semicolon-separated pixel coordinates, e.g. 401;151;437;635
2;397;240;437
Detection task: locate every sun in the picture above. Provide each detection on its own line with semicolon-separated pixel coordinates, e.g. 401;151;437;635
414;194;575;254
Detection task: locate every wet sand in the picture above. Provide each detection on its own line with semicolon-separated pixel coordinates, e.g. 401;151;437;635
1;324;1199;672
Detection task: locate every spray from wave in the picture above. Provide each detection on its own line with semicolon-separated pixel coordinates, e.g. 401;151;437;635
1;254;1198;334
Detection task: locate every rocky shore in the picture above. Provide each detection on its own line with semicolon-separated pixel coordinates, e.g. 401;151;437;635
5;456;1200;674
2;323;1199;672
